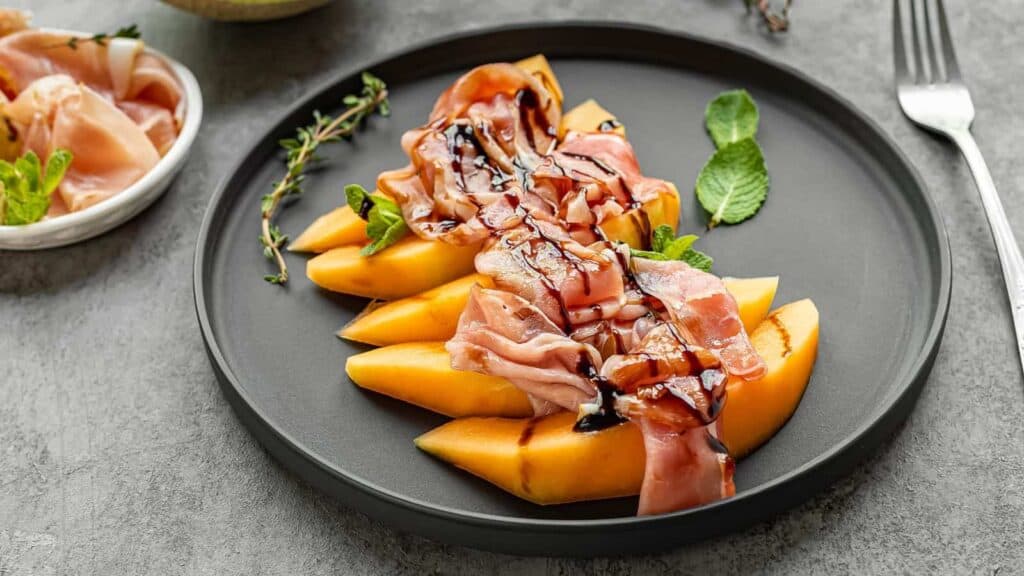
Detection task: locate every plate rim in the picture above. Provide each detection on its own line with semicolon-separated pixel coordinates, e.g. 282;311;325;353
193;21;952;540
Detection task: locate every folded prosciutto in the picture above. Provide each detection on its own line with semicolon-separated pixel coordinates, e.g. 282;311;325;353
0;22;184;217
377;63;672;248
388;62;766;515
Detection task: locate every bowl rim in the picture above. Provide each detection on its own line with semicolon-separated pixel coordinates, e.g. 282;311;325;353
0;28;203;247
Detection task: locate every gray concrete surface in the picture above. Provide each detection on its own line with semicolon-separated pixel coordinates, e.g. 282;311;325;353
2;0;1023;574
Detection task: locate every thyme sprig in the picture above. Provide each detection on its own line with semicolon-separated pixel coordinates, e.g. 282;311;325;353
65;24;141;50
260;72;390;285
745;0;792;33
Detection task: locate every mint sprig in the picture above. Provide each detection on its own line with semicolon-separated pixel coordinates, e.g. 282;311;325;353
696;90;769;228
630;224;713;272
0;149;73;226
345;184;408;256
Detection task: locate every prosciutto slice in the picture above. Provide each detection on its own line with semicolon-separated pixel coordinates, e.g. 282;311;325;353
378;64;559;245
637;420;735;515
633;257;766;381
0;29;183;159
532;131;673;242
447;286;601;415
474;220;628;330
5;75;160;214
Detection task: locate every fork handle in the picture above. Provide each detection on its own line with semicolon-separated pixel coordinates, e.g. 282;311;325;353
950;129;1024;369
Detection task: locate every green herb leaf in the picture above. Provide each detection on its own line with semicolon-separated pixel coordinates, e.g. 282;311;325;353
680;248;713;272
695;138;768;228
705;89;758;149
42;149;72;196
0;149;73;226
630;225;714;272
345;184;408;256
65;24;140;50
629;248;669;261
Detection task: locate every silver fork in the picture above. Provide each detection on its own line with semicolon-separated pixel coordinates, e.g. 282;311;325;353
895;0;1024;373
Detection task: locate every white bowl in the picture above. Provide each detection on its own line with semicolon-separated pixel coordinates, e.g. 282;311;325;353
0;43;202;250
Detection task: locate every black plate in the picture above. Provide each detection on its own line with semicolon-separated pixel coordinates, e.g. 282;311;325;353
194;23;950;556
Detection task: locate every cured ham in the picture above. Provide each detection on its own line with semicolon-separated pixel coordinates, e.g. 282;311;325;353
446;286;601;415
633;258;766;381
5;75;160;213
377;61;764;515
377;63;676;249
637;419;734;515
0;24;184;218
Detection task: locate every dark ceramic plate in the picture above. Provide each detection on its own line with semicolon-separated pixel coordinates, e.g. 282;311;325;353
194;23;950;556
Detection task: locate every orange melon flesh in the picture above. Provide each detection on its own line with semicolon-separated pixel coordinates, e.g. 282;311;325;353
306;237;480;300
598;185;681;254
340;275;776;347
415;411;645;505
725;276;779;334
560;98;626;138
514;54;564;107
346;342;532;418
340;274;495;345
290;205;369;253
719;299;820;458
415;298;819;505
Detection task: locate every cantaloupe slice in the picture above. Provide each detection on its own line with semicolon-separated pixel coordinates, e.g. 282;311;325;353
306;237;480;300
340;274;495;345
415;298;819;505
290;205;369;253
341;275;776;346
560;98;625;138
416;411;645;504
599;185;681;252
514;54;564;107
346;342;532;418
719;298;820;457
725;276;779;334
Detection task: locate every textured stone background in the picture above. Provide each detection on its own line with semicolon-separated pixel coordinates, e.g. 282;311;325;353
3;1;1024;574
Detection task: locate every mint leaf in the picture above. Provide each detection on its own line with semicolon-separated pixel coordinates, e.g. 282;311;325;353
696;138;767;228
1;150;73;226
661;233;698;260
345;183;408;256
630;248;669;261
631;225;713;272
680;248;713;272
705;89;758;149
651;224;675;253
43;149;72;196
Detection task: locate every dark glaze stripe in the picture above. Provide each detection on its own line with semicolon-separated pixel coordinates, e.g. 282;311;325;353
559;151;640;209
598;118;623;132
357;196;374;220
517;418;540;495
767;313;792;356
573;355;627;432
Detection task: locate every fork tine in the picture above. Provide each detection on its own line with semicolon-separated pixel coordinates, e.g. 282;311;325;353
921;0;943;81
908;0;926;82
933;0;962;80
893;0;910;83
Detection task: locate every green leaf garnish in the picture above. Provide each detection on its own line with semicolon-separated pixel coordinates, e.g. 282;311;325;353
695;138;767;228
0;149;73;226
630;225;714;272
705;89;758;149
345;184;408;256
66;24;140;50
